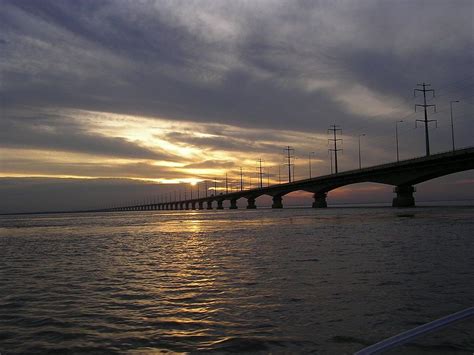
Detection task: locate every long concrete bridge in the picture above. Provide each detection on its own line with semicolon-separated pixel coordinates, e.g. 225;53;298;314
103;147;474;212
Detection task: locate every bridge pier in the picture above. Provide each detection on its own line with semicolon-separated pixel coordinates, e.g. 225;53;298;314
185;202;189;210
217;200;224;209
392;185;415;207
312;192;327;208
272;195;283;208
198;201;204;210
207;201;213;210
247;197;256;209
191;202;196;210
229;199;238;209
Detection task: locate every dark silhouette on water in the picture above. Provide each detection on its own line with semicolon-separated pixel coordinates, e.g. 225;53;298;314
101;147;474;212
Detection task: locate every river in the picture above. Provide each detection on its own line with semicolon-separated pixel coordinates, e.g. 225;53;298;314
0;207;473;354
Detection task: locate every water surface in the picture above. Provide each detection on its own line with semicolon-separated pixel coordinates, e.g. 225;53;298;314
1;207;473;354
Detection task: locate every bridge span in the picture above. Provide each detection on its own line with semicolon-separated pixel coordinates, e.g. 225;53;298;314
104;147;474;212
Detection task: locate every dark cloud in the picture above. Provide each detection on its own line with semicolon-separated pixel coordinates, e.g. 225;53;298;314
183;160;235;169
0;157;179;179
162;131;283;154
0;112;172;160
2;0;471;132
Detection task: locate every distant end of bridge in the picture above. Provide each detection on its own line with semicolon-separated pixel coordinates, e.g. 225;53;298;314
99;147;474;212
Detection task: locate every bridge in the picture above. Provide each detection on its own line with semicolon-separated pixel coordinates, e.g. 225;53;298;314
102;147;474;212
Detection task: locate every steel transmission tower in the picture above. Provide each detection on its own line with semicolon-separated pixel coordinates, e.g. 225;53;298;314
257;159;264;188
414;83;437;156
328;125;343;173
284;146;295;182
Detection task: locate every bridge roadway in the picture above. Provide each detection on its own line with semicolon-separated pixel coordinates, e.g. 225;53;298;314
106;147;474;212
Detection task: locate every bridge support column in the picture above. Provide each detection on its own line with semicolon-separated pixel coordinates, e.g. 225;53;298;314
180;203;184;210
207;201;213;210
312;192;327;208
272;195;283;208
185;202;189;210
191;202;196;210
229;199;238;209
198;201;204;210
392;185;415;207
246;197;256;209
217;200;224;209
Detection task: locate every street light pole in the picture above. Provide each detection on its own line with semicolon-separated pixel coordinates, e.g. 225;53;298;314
225;173;228;194
240;167;243;191
396;120;403;162
308;152;313;178
450;100;459;152
358;134;365;169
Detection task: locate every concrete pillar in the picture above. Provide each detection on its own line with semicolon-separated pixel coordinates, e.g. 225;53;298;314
392;185;415;207
207;201;213;210
247;197;257;209
191;202;196;210
198;201;204;210
229;199;238;209
185;202;189;210
312;192;327;208
272;195;283;208
217;200;224;209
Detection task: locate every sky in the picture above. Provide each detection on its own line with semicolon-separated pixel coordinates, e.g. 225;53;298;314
1;0;473;213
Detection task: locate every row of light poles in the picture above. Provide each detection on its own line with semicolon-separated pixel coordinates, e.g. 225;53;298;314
168;101;462;201
150;100;462;204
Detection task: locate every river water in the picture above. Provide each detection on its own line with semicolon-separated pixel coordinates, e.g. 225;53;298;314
0;207;473;354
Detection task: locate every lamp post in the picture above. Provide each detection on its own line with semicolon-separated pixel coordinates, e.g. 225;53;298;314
308;152;315;178
240;167;243;191
396;120;403;162
225;173;228;194
450;100;459;152
358;134;365;169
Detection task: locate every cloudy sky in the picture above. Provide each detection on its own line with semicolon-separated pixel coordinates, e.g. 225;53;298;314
1;0;473;213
